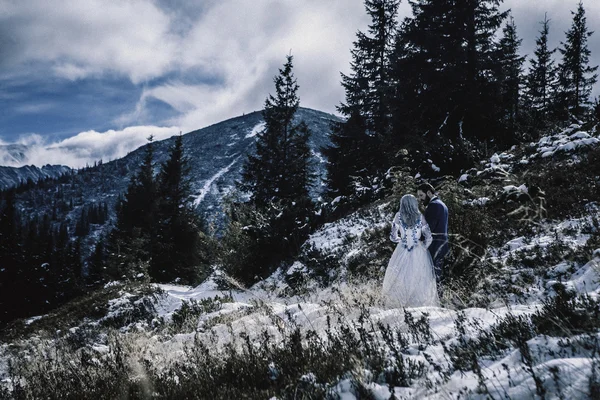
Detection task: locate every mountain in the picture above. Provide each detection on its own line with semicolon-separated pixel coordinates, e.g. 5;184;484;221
0;143;73;189
0;144;29;165
0;164;72;190
8;107;341;254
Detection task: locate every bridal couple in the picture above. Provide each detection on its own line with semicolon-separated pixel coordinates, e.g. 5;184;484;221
382;183;449;308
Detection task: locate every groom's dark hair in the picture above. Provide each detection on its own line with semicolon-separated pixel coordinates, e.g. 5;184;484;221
418;183;435;194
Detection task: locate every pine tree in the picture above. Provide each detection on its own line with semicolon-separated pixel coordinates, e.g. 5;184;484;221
525;14;557;126
153;134;208;284
0;190;22;323
119;136;157;236
75;207;89;237
339;0;399;137
322;111;373;198
105;137;157;280
327;0;399;197
86;236;106;286
556;1;599;119
233;55;314;284
391;0;507;143
241;55;314;206
497;16;525;138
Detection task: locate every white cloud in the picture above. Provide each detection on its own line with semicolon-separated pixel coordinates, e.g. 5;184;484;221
1;0;178;83
13;102;56;114
0;0;371;134
0;126;180;169
137;0;370;131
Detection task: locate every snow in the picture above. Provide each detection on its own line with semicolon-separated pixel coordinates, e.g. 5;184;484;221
245;121;266;139
464;197;490;206
148;129;600;397
306;204;388;252
24;315;44;325
192;157;240;206
533;126;599;159
570;131;591;140
4;125;600;398
311;150;326;164
565;260;600;294
2;208;600;399
286;261;307;275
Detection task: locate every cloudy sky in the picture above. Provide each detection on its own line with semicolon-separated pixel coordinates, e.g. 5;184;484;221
1;0;599;168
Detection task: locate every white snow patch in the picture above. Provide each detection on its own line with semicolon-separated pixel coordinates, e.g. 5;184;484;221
534;128;599;159
311;150;326;163
193;157;240;206
24;315;44;325
245;121;266;139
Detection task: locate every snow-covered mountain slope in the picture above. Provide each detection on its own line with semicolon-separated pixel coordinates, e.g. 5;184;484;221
9;107;340;243
0;144;29;165
0;143;72;189
0;164;72;190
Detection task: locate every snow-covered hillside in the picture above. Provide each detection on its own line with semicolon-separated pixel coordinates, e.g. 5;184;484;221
6;107;340;260
1;122;600;399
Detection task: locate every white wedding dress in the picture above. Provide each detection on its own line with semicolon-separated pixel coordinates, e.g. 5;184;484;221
382;212;440;308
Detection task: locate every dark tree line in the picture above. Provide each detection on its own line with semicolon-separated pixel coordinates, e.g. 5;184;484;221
0;133;213;324
325;0;598;202
74;202;109;237
0;190;83;324
90;135;212;286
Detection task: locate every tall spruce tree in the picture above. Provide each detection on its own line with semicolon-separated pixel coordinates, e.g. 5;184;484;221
0;190;21;323
391;0;507;145
525;14;557;126
233;55;314;284
326;0;399;198
322;111;372;199
556;1;598;119
105;137;157;280
152;134;208;284
497;16;525;137
339;0;399;138
241;55;313;206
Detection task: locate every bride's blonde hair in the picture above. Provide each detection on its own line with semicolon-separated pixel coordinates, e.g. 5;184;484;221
399;194;420;227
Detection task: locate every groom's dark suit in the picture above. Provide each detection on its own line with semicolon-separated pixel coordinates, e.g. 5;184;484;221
424;196;449;282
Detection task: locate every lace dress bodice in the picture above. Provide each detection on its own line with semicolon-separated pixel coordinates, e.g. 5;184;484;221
390;212;433;251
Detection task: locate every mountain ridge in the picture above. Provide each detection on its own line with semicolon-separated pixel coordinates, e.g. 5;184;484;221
7;107;341;258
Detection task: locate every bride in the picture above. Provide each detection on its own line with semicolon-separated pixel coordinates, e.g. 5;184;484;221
382;194;439;308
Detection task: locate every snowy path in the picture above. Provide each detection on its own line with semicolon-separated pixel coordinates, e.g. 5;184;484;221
192;156;240;206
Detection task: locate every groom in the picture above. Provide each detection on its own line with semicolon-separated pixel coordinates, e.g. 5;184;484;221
417;183;449;285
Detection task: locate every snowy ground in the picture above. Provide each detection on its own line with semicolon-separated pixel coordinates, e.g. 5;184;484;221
99;202;598;398
2;124;600;398
139;247;600;398
2;208;599;398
